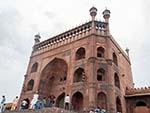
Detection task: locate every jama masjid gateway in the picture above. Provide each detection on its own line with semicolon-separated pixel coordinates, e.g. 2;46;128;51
17;7;150;113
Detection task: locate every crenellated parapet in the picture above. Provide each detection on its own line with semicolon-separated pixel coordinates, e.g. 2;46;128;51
125;87;150;96
32;20;108;56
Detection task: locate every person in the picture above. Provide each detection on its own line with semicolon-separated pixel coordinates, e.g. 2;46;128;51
41;97;46;108
101;107;106;113
50;95;55;107
20;99;28;110
34;99;41;110
95;106;100;113
64;94;70;110
46;96;52;107
37;99;45;109
1;104;5;113
0;96;6;113
11;96;19;111
30;92;39;109
89;109;94;113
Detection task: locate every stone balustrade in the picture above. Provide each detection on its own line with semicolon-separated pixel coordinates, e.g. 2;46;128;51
32;21;107;56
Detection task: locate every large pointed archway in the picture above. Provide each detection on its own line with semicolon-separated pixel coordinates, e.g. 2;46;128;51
72;92;83;111
38;58;68;98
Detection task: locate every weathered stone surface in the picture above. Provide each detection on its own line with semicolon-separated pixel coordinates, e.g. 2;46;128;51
5;108;77;113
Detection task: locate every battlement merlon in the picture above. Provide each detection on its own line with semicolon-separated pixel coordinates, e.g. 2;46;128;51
125;87;150;97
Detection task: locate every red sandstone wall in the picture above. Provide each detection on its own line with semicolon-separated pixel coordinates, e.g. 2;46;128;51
19;31;133;113
135;107;149;113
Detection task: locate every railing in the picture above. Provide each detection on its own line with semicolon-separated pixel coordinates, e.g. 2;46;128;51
32;21;107;56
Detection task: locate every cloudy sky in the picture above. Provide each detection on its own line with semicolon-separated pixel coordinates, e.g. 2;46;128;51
0;0;150;102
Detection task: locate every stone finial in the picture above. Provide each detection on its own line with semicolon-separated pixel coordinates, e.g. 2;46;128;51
102;8;111;22
125;48;129;56
89;7;97;20
34;33;41;44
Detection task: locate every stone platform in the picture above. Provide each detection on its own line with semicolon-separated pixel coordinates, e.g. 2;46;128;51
5;107;78;113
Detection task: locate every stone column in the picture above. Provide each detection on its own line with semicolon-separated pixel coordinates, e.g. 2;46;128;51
87;57;97;109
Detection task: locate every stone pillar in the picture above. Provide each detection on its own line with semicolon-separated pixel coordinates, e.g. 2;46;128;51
87;57;97;108
107;89;116;113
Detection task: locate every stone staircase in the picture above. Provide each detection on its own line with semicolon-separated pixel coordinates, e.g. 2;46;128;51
4;107;78;113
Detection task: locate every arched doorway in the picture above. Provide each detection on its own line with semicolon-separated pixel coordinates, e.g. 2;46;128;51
72;92;83;111
56;93;65;108
97;92;107;110
116;97;122;113
38;58;68;98
73;68;85;83
135;101;149;113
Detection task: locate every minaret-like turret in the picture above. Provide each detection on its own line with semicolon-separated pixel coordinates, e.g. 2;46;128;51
89;7;97;32
102;8;111;23
102;8;111;33
125;48;130;57
34;33;41;44
89;7;97;21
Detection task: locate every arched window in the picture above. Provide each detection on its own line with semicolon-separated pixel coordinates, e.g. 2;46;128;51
27;79;34;91
31;62;38;73
97;92;107;110
116;97;122;113
73;68;85;82
97;68;105;81
114;73;120;89
97;47;105;58
75;47;86;60
136;101;147;107
113;53;118;66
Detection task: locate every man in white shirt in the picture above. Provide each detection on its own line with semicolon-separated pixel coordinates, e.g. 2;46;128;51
64;94;70;110
30;92;39;109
